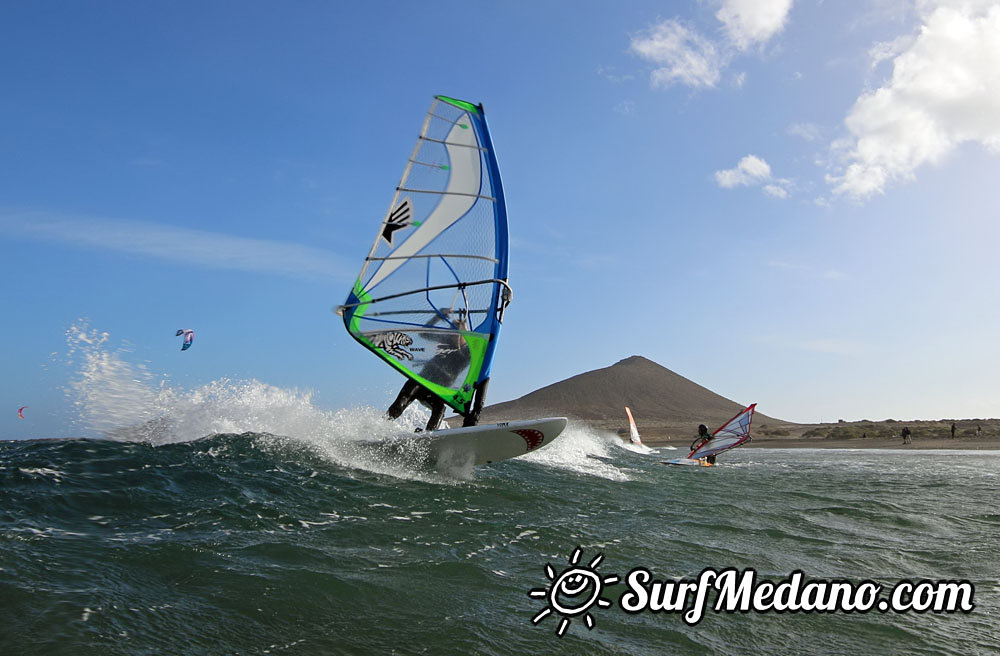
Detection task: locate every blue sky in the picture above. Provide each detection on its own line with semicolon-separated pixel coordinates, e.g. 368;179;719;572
3;0;999;438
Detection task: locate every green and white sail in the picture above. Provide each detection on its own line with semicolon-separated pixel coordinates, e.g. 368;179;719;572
337;95;510;418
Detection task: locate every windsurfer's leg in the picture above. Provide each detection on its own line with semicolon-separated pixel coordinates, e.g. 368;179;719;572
387;380;421;419
463;378;488;427
425;400;446;432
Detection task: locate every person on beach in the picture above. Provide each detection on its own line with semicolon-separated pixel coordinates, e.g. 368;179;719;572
977;425;983;437
901;426;912;444
951;422;956;439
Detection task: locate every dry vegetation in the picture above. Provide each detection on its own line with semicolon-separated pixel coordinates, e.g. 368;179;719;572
468;355;998;448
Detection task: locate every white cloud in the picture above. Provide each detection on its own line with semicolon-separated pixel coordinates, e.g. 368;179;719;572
0;210;349;281
717;155;793;197
830;1;1000;198
629;19;723;89
629;3;794;90
763;184;789;198
716;0;795;51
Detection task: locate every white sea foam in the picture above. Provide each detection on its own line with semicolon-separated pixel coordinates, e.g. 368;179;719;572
520;424;631;481
61;321;633;483
62;322;482;482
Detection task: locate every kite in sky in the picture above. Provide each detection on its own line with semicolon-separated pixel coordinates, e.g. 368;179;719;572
175;329;194;351
17;406;28;419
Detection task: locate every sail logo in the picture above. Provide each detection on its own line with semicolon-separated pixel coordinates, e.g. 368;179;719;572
381;198;415;245
529;547;619;637
512;428;544;451
366;331;413;361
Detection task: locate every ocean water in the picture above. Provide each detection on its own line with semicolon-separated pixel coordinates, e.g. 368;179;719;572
2;329;998;655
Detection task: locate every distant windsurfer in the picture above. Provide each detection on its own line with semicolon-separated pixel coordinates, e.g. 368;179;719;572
386;311;473;432
689;424;717;465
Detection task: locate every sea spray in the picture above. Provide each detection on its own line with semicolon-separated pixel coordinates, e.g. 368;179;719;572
521;424;632;481
59;321;634;483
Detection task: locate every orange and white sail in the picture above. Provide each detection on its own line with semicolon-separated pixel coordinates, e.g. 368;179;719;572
624;406;642;446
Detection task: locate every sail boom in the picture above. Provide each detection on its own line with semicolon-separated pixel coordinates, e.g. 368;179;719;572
360;308;492;319
340;278;512;311
366;254;499;264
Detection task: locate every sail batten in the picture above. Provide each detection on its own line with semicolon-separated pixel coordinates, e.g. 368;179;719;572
396;187;496;201
339;96;509;417
367;254;499;263
418;136;488;151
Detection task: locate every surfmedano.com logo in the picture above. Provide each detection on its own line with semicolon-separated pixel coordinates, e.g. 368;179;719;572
528;546;976;638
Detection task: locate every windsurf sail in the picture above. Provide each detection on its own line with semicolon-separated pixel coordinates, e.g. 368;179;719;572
687;403;756;460
337;96;510;420
624;406;642;446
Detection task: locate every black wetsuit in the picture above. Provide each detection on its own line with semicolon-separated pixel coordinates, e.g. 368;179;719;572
386;316;471;431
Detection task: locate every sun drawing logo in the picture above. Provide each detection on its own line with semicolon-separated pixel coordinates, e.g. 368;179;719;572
529;546;619;637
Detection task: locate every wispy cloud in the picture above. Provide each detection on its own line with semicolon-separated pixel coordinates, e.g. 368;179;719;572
828;1;1000;198
716;154;772;187
629;1;796;90
796;338;859;355
0;210;351;281
596;65;634;83
629;19;723;89
787;122;821;142
715;154;793;197
614;99;637;115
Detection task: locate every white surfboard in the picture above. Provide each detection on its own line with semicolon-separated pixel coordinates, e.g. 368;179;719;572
427;417;567;467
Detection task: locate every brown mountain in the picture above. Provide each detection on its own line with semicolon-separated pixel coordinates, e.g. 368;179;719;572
475;355;796;441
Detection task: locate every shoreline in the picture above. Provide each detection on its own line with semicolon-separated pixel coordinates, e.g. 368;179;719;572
642;436;1000;450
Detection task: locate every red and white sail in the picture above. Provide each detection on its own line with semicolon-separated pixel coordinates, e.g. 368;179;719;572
688;403;756;460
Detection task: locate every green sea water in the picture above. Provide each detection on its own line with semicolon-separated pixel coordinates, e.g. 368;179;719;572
2;428;997;656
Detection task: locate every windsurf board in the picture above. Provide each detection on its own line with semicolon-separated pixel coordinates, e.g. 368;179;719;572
428;417;567;467
661;457;712;467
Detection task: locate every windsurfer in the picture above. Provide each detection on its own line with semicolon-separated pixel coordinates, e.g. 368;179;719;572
690;424;711;452
386;311;472;432
690;424;717;465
